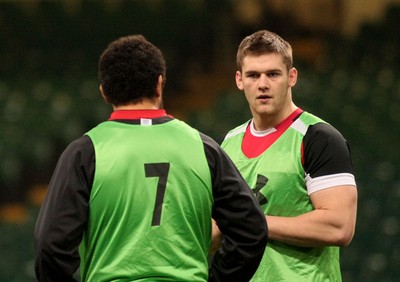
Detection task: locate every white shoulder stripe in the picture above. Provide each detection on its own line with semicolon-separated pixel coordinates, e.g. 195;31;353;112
224;124;247;140
306;173;357;195
291;118;307;135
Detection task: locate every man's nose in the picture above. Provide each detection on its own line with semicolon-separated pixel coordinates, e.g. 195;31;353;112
259;74;269;89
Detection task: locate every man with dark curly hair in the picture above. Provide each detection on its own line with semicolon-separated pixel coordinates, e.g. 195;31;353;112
34;34;267;282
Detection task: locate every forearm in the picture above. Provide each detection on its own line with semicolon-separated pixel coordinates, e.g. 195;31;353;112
267;184;357;247
34;195;84;281
35;209;81;281
266;209;355;247
35;250;78;282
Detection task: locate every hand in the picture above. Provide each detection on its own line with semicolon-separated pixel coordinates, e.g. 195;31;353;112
209;219;222;255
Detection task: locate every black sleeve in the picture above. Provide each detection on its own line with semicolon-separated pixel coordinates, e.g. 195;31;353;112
34;135;95;282
200;133;268;282
303;123;354;178
214;133;227;145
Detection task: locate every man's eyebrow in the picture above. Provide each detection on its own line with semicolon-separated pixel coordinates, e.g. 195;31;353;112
243;70;259;75
244;68;283;75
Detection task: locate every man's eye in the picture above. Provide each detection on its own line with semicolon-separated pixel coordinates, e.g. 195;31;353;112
248;73;259;78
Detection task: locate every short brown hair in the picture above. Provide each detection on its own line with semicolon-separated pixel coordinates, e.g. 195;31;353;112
236;30;293;71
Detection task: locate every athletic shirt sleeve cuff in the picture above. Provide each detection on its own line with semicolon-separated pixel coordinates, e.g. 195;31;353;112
306;173;357;195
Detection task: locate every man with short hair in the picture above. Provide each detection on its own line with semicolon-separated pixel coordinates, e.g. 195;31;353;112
215;30;357;281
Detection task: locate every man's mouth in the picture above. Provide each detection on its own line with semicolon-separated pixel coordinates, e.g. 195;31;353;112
257;95;271;100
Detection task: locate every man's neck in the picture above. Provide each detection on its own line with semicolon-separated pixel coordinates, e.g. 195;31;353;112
253;103;298;131
112;99;161;111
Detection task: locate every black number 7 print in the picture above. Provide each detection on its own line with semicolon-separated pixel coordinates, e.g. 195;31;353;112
144;163;170;226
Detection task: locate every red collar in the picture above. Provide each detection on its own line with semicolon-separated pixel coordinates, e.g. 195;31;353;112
242;108;303;158
274;108;303;131
108;109;170;120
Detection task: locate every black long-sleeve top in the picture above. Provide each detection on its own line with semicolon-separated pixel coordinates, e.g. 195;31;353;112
34;110;268;282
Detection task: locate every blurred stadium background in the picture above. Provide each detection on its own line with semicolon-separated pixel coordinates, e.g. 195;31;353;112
0;0;399;281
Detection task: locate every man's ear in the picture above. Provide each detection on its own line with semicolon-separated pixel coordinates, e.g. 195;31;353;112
235;71;244;90
288;67;298;87
156;75;163;97
99;84;110;103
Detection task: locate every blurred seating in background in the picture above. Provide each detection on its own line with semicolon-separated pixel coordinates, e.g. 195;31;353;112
0;2;399;281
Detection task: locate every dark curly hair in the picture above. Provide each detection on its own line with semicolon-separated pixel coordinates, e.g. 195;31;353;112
99;35;166;106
